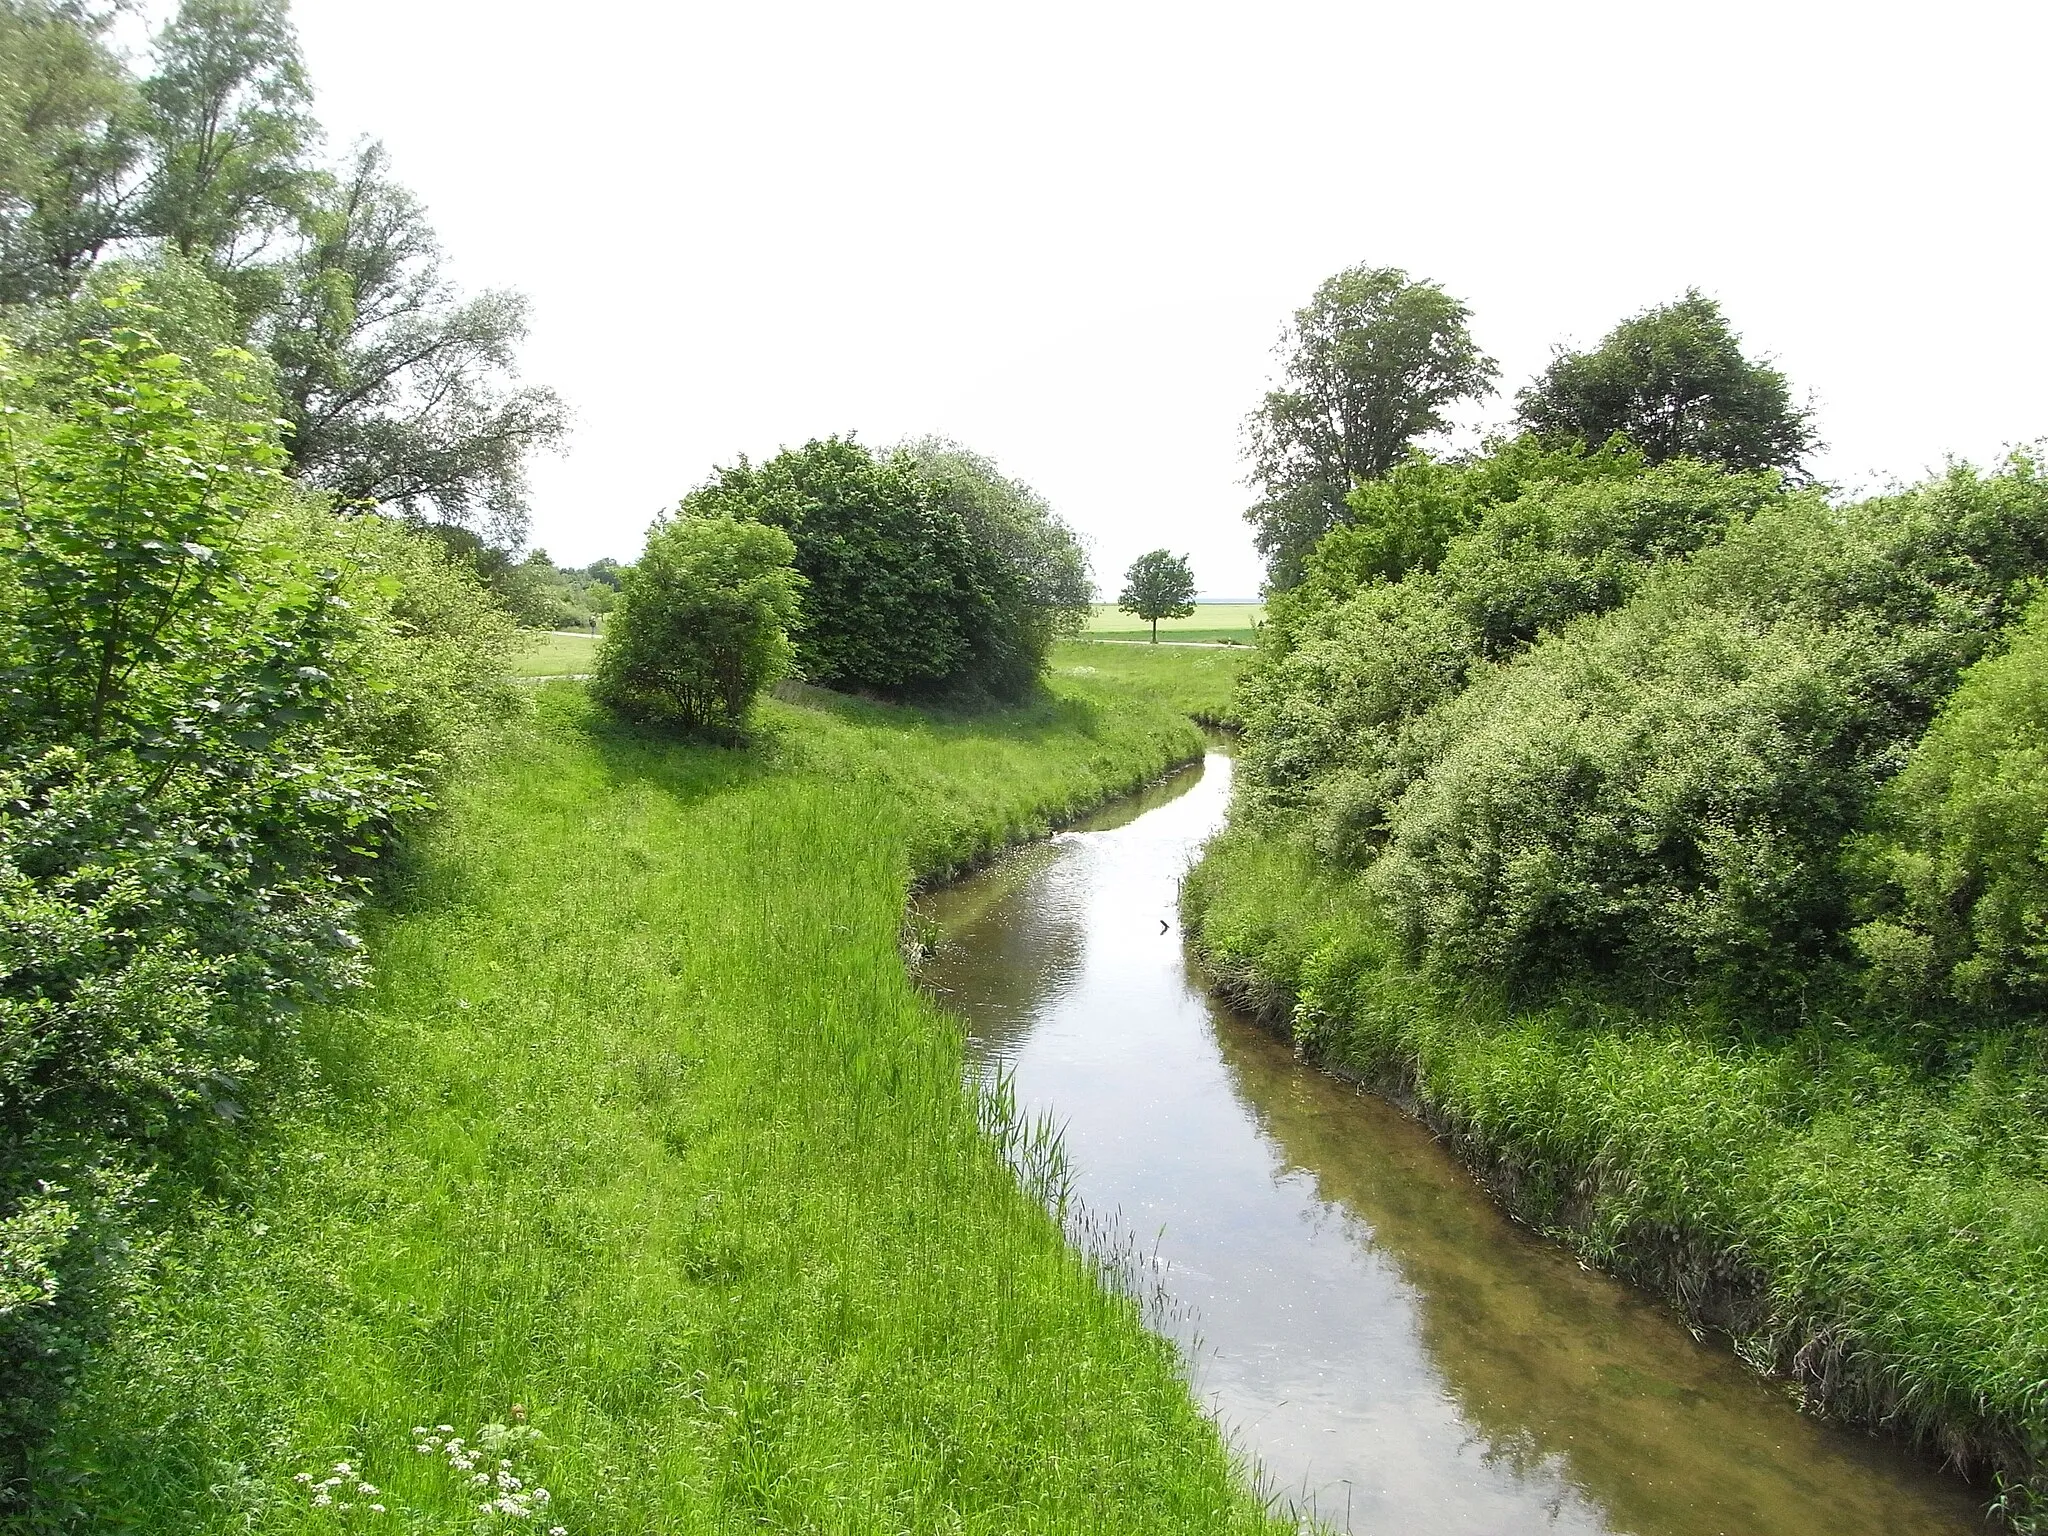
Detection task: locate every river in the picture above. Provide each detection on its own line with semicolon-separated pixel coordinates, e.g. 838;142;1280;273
916;752;1984;1535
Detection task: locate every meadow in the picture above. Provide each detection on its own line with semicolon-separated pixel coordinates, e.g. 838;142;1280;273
43;658;1279;1533
511;629;599;677
1084;602;1263;643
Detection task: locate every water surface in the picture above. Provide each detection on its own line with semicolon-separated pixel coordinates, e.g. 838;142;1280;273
918;754;1984;1535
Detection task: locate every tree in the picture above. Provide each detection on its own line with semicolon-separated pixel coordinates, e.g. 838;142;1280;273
0;0;139;305
594;513;803;733
133;0;316;310
886;436;1092;695
1245;265;1497;589
1119;549;1197;643
260;141;567;543
1516;290;1816;474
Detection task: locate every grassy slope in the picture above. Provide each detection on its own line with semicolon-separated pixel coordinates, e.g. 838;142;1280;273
1184;832;2048;1517
1051;639;1252;727
51;665;1282;1533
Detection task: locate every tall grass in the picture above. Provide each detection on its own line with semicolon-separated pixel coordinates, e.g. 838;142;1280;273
1050;639;1251;728
41;671;1285;1533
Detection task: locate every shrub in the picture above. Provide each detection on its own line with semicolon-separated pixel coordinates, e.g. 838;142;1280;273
678;436;1088;700
1362;455;2048;1002
886;437;1090;695
1852;591;2048;1025
1237;455;1790;857
0;306;514;1487
593;512;802;732
679;438;970;693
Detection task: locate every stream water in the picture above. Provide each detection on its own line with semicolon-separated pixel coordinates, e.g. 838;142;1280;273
917;753;1985;1535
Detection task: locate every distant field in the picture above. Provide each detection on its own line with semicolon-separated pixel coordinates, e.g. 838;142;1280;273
511;630;598;677
1085;602;1263;638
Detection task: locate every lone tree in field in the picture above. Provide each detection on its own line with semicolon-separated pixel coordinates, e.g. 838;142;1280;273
1119;549;1197;643
1516;290;1815;474
1245;264;1498;589
594;513;803;733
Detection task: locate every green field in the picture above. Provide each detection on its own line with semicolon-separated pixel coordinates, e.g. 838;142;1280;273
511;629;599;677
1085;602;1263;641
51;660;1281;1533
1053;637;1252;727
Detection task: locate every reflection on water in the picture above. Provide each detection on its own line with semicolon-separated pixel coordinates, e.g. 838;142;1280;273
917;754;1984;1535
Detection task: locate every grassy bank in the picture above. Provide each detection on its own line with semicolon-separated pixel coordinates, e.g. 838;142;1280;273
1051;639;1251;728
42;669;1285;1532
1184;832;2046;1522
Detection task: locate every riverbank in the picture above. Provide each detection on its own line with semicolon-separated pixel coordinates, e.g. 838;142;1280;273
1183;831;2048;1527
42;669;1284;1532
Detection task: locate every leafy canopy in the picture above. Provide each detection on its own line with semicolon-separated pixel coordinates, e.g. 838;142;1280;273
594;513;802;733
680;435;1088;699
1119;549;1197;642
1516;290;1815;474
1244;265;1497;589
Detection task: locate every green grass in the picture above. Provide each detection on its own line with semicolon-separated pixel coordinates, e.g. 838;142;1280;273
45;662;1285;1534
1184;830;2048;1521
1085;602;1263;640
510;630;598;677
1051;638;1252;727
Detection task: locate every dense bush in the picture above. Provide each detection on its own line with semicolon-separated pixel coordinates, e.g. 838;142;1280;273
1853;591;2048;1026
888;437;1090;695
1235;447;2048;1005
593;512;802;732
0;311;513;1487
678;436;1087;699
1238;453;1790;858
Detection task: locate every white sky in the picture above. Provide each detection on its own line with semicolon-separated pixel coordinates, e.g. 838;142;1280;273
250;1;2048;595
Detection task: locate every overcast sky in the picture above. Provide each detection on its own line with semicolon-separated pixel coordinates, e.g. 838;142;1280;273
257;0;2047;596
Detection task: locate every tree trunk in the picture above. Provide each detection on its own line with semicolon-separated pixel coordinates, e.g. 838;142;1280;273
1150;617;1158;643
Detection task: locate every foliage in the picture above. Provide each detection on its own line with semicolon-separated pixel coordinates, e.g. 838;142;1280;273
1240;453;1789;859
491;548;620;630
1312;432;1647;593
39;677;1285;1534
1852;591;2048;1025
887;436;1091;695
0;0;136;305
1517;290;1816;474
134;0;316;309
1118;548;1197;641
1358;458;2048;998
262;141;568;540
0;0;565;547
681;435;1087;700
0;311;513;1493
1244;264;1497;588
593;512;801;732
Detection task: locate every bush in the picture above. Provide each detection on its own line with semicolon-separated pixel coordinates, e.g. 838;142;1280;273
887;437;1090;695
1853;591;2048;1025
1237;454;1790;857
0;307;515;1489
678;436;1088;700
1361;455;2048;1002
593;513;802;731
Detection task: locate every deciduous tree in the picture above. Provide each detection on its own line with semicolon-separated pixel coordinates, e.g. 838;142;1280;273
1119;549;1197;643
1516;290;1815;474
1245;265;1496;589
